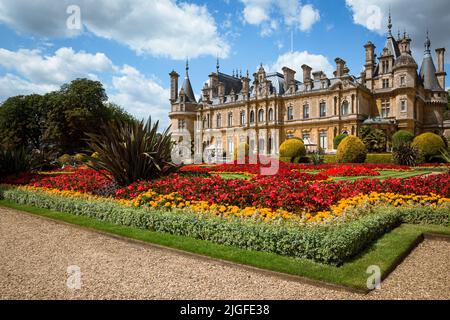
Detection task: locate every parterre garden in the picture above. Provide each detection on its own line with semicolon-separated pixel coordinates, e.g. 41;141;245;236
1;111;450;289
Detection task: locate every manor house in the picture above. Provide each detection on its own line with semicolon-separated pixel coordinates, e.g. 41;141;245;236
169;16;447;159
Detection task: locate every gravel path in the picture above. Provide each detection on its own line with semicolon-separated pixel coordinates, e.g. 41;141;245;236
0;207;449;300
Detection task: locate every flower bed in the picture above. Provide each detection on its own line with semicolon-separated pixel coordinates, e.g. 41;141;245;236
320;165;380;177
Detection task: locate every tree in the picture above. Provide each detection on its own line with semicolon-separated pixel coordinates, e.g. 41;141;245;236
0;94;48;150
359;125;386;153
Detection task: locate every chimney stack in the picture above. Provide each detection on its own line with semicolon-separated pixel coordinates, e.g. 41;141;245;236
334;58;346;78
435;48;446;89
282;67;296;93
169;70;179;102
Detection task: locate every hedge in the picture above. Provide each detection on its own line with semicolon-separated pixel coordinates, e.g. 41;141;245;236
365;154;394;164
1;187;447;265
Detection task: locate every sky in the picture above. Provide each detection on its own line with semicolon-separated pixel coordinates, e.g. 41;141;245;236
0;0;449;127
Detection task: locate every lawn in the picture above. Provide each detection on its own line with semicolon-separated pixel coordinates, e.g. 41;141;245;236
1;199;449;292
332;169;435;181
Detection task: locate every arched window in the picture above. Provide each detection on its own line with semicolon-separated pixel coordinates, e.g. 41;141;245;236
341;101;349;115
250;110;255;123
268;108;274;121
258;109;265;122
216;114;221;128
228;113;233;127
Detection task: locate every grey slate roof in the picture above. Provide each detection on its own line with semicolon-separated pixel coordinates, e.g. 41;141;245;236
420;35;442;91
180;76;197;103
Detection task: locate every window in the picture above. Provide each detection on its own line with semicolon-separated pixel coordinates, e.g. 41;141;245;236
202;117;207;129
268;108;274;121
258;109;265;122
341;101;349;115
303;104;310;119
228;113;233;127
319;102;326;117
400;76;406;87
250;110;255;123
319;132;327;150
216;114;222;128
227;137;234;154
382;60;389;74
287;106;293;120
400;99;407;112
381;99;390;118
382;79;390;89
302;133;310;143
259;139;265;152
178;119;186;130
240;111;245;125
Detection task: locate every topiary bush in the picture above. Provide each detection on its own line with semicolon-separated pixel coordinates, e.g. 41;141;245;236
336;136;367;163
279;139;306;163
74;153;88;163
412;133;445;162
233;142;250;161
57;154;73;167
333;133;348;149
392;130;414;149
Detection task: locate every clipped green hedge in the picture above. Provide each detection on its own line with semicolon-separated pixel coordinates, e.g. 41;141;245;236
0;186;402;266
365;154;394;164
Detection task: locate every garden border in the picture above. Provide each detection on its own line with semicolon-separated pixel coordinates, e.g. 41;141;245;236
1;200;449;294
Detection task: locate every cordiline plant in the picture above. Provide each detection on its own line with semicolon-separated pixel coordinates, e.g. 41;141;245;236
86;118;178;186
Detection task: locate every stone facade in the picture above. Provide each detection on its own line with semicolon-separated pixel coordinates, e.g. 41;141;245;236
169;21;447;160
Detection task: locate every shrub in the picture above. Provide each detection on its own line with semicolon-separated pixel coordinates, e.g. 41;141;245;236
74;153;88;163
336;136;367;163
58;154;73;166
333;134;348;149
279;139;306;163
392;130;414;149
412;133;445;162
393;144;420;166
365;154;393;164
86;118;177;186
233;142;250;161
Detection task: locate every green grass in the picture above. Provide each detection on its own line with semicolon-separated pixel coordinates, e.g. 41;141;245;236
1;199;449;292
217;173;251;180
332;170;433;182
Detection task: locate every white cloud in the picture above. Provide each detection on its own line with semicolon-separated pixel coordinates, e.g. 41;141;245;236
109;65;170;127
240;0;320;34
0;47;170;127
346;0;450;59
0;74;58;98
243;3;270;25
0;47;115;85
268;51;334;80
299;5;320;32
0;0;229;60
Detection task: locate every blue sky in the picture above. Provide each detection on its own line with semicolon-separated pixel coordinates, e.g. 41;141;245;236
0;0;449;127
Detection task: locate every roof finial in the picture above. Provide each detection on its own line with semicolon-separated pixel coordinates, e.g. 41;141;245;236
398;29;401;40
185;58;189;78
387;7;392;36
425;29;431;53
232;69;235;77
216;56;220;74
246;69;249;78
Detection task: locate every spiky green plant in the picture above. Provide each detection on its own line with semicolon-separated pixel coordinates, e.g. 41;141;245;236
393;144;420;166
440;148;450;163
86;118;177;186
0;147;34;177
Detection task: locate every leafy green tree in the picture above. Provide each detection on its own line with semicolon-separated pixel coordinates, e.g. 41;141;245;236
0;94;48;150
